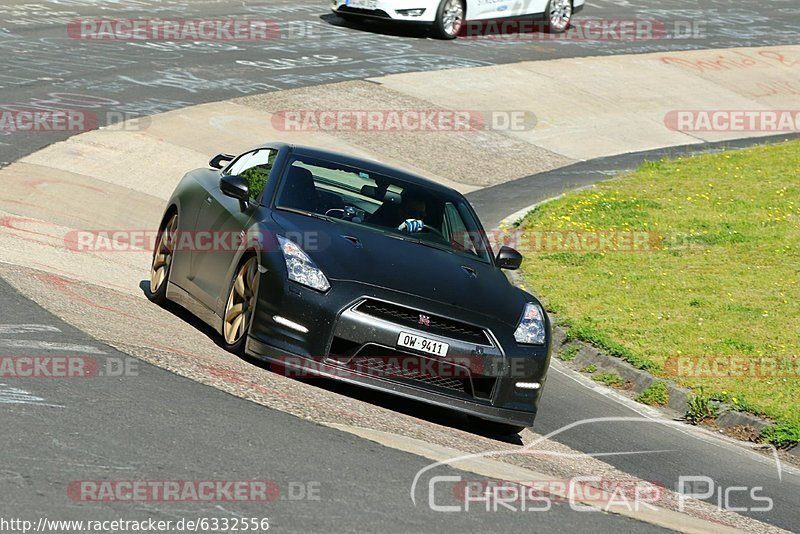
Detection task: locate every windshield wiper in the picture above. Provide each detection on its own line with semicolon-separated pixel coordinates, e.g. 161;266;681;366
394;234;451;253
306;211;331;221
287;209;331;222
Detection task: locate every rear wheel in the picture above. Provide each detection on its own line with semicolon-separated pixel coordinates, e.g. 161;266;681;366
432;0;464;40
544;0;572;33
146;211;177;305
222;255;260;354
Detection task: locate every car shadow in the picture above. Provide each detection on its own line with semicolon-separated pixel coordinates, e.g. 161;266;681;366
138;280;230;352
319;12;555;40
269;361;525;445
319;13;433;40
459;17;554;37
139;279;524;444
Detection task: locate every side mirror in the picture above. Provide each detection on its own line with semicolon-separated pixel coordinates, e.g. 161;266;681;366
209;153;235;170
220;175;250;203
496;246;523;270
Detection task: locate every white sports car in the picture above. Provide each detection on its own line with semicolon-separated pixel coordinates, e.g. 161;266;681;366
331;0;585;39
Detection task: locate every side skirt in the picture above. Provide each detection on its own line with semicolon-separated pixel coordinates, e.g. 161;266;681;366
166;282;224;334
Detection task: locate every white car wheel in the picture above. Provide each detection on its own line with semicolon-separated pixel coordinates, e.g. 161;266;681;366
545;0;572;33
433;0;464;39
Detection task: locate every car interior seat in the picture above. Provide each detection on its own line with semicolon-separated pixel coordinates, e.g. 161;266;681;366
280;166;321;213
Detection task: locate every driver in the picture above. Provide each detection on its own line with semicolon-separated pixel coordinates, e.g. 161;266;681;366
396;194;427;233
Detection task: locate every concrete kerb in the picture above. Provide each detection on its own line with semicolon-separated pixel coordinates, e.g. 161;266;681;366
326;423;748;534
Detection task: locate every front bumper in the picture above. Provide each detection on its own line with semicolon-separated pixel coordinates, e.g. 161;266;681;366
331;0;439;23
331;0;586;23
245;277;551;427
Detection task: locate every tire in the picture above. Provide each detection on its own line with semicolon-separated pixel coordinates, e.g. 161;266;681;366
145;211;178;305
222;255;260;355
467;415;526;436
432;0;464;40
544;0;572;33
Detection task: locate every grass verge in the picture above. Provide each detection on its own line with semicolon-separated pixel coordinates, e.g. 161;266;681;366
636;381;669;406
517;140;800;445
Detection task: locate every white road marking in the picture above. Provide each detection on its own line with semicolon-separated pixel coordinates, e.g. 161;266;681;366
0;383;62;407
550;361;800;479
0;339;106;354
0;324;61;335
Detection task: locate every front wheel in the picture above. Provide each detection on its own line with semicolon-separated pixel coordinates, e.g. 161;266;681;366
544;0;572;33
222;255;260;354
432;0;464;40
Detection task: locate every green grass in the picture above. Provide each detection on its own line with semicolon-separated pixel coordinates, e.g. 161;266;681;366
559;345;580;361
593;372;626;388
761;423;800;449
580;364;598;374
686;388;719;425
518;140;800;443
636;381;669;406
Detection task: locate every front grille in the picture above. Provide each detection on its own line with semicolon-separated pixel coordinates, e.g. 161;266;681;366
350;356;466;392
356;300;491;345
347;345;469;394
328;344;497;401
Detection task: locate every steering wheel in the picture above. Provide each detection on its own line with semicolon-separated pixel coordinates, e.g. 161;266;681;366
326;205;364;222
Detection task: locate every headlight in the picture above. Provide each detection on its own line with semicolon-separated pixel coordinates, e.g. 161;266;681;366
514;303;546;345
277;235;331;292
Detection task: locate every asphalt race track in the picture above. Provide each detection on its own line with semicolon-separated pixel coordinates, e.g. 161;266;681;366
1;0;799;532
1;277;675;532
2;0;799;166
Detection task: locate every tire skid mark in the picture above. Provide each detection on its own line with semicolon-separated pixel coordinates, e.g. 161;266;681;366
33;272;145;323
148;343;363;421
19;271;367;419
30;262;133;294
0;199;109;227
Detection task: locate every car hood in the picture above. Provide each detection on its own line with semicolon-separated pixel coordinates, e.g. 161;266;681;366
271;211;528;326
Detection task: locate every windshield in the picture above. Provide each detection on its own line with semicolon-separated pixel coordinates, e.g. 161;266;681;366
274;155;493;263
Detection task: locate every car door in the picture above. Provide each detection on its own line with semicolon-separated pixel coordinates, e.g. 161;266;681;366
502;0;548;19
189;148;277;311
469;0;503;20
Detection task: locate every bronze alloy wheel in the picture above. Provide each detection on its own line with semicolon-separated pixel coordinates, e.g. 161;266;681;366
223;256;260;347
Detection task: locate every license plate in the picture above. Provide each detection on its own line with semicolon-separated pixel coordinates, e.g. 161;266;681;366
397;332;449;357
347;0;377;9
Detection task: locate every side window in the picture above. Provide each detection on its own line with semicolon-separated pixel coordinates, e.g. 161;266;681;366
226;148;276;200
444;202;478;256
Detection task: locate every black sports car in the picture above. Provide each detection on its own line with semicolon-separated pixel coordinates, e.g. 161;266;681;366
147;143;551;433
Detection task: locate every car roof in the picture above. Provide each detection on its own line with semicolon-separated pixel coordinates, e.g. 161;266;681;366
253;142;461;197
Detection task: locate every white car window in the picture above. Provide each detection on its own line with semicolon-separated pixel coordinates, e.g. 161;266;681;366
228;149;272;176
226;148;276;200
